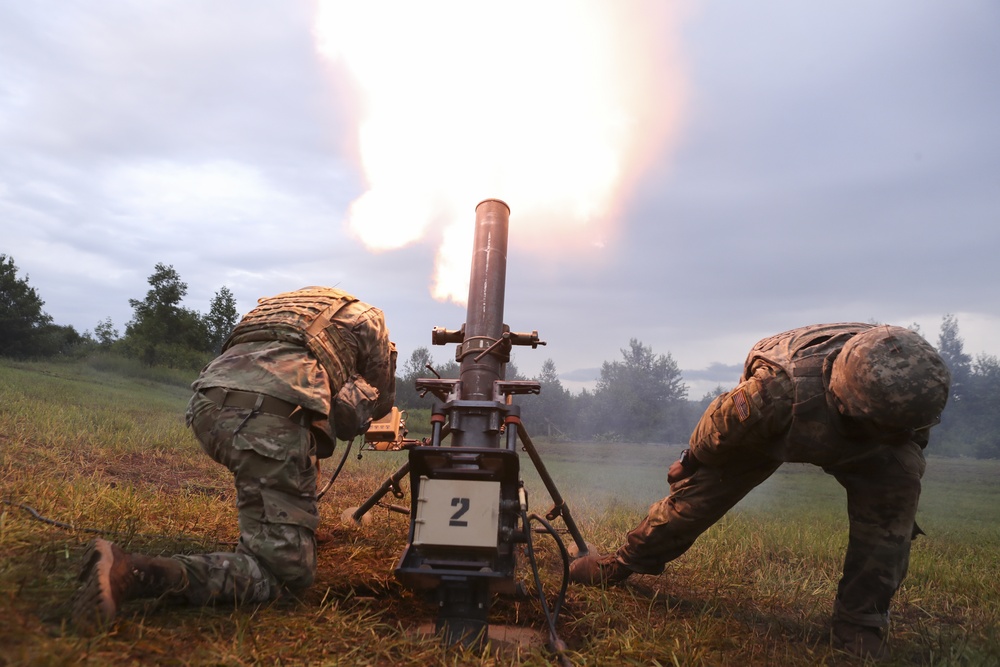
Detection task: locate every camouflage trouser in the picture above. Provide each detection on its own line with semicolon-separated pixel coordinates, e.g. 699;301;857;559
825;443;925;629
617;442;924;631
171;391;319;606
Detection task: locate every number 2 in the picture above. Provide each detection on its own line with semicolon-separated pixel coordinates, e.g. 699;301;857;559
449;497;470;527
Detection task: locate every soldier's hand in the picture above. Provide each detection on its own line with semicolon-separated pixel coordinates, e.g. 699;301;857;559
667;448;700;484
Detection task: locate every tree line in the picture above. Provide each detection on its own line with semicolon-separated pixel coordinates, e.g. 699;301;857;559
394;339;699;444
1;253;997;457
932;314;1000;458
0;254;238;367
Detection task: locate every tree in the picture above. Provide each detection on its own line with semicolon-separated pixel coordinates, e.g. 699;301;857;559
699;385;727;407
520;358;573;438
930;315;1000;459
394;346;462;408
93;317;120;349
204;286;239;353
966;354;1000;458
395;346;437;408
436;358;460;378
123;263;209;367
402;346;435;380
32;322;84;357
568;386;599;440
937;314;972;402
0;254;54;358
592;339;689;442
504;358;526;381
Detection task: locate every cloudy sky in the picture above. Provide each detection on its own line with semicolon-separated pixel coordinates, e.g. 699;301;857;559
3;1;998;398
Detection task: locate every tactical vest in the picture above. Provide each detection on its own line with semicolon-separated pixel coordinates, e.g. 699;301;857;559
744;322;877;466
223;287;359;390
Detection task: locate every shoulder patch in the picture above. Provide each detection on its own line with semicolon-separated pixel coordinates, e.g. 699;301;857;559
731;387;752;422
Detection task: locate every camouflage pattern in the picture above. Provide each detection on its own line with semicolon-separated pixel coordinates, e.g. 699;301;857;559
194;286;397;455
222;286;397;422
615;323;949;634
192;340;331;415
331;374;381;440
223;286;359;389
170;390;320;604
169;287;395;605
829;325;950;431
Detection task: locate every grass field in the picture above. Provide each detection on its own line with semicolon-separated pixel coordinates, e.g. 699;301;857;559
2;358;998;666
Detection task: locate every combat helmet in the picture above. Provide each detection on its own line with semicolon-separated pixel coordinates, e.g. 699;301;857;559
829;325;951;432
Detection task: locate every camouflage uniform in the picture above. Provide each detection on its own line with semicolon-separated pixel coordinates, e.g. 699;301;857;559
73;287;395;622
176;288;396;604
145;288;396;604
614;323;949;638
179;350;323;604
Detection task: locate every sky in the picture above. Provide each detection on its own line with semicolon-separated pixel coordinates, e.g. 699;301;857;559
2;1;998;399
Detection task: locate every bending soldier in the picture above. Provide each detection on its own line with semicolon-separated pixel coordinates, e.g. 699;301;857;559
569;323;950;660
72;286;396;627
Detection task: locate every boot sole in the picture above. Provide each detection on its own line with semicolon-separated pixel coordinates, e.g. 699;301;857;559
71;539;119;630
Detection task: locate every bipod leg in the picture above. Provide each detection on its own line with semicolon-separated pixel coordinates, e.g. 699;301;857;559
344;461;410;524
515;422;590;557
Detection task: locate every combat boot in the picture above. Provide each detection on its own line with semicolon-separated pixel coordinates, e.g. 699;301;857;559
72;538;188;630
832;620;888;661
568;553;633;587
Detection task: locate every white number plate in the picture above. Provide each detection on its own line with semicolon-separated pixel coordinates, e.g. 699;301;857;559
412;477;501;548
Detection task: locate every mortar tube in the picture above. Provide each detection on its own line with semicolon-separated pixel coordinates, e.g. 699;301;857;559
452;198;510;448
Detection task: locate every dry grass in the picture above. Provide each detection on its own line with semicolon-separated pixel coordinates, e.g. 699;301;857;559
2;358;998;666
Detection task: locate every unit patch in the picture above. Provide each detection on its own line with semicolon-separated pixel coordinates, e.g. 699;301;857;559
731;387;752;422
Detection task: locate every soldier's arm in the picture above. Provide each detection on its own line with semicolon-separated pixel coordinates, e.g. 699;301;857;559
688;363;794;467
354;307;397;420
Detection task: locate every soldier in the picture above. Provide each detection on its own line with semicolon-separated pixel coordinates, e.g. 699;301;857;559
72;286;396;628
569;323;950;660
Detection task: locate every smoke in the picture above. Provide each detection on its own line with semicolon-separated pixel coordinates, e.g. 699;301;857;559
313;1;687;304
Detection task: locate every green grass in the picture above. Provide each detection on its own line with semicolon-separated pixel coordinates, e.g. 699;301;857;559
2;358;998;666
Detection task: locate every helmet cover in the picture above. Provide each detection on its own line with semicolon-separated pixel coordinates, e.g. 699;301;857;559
829;326;950;431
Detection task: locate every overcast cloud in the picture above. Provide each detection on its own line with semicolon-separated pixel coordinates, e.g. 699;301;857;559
2;1;998;398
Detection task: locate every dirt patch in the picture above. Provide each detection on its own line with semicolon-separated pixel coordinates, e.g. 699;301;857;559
84;450;231;499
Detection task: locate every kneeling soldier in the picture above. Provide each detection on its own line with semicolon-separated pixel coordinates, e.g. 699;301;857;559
73;287;396;628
